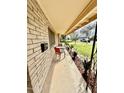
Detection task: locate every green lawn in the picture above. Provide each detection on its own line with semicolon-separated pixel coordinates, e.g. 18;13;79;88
68;41;95;58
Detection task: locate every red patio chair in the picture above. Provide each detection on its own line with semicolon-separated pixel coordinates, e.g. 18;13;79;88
54;47;61;60
54;46;65;61
54;47;61;55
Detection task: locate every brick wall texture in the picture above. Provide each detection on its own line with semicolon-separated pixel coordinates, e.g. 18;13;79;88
27;0;55;93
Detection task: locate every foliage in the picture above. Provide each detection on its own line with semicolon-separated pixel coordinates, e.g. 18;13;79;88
60;35;66;41
80;21;96;40
70;33;79;44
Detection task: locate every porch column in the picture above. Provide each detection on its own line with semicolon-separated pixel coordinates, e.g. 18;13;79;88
55;33;59;46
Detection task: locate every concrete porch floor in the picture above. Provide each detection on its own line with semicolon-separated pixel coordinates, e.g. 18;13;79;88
42;50;91;93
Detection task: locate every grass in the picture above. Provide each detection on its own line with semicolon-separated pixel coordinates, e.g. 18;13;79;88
68;41;96;59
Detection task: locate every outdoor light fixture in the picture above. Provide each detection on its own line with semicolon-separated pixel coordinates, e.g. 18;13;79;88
41;43;48;52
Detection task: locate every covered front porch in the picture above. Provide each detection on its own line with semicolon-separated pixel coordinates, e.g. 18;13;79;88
27;0;97;93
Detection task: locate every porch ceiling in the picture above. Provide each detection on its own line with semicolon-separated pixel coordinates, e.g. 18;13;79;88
36;0;97;34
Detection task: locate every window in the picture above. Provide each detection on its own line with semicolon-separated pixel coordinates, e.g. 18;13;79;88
48;28;55;48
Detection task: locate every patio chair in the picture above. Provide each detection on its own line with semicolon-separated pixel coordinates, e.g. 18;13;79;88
54;47;61;60
54;47;65;61
54;47;61;55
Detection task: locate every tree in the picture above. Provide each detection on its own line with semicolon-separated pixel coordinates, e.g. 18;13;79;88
70;32;79;44
80;23;96;42
60;35;66;41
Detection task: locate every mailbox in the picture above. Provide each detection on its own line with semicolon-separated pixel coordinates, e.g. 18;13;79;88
41;43;48;52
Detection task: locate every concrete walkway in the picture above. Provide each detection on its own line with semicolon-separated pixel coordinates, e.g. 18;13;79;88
48;50;91;93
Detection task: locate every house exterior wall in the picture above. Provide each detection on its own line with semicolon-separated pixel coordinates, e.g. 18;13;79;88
27;0;55;93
